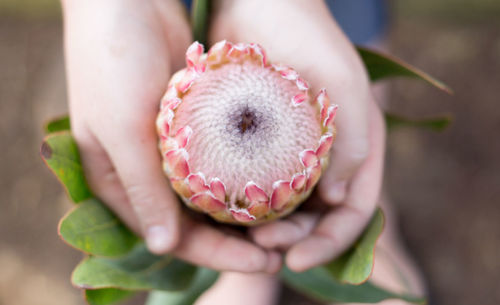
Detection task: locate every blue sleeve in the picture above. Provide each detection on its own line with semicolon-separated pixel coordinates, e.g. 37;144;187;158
325;0;388;45
182;0;388;45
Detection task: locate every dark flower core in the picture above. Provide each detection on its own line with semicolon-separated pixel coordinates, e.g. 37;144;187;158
238;106;257;134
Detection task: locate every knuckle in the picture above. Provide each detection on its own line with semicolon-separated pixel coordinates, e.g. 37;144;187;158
125;182;156;211
345;139;370;166
243;251;266;272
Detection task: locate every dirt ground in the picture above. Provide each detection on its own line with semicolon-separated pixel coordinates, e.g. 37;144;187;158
1;3;499;305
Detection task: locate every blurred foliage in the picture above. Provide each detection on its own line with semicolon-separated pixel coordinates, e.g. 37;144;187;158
394;0;500;22
0;0;60;19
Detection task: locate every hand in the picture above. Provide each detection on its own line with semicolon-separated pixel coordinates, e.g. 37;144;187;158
62;0;280;273
210;0;385;271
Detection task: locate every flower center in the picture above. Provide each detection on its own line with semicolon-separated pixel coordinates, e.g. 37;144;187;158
237;106;257;134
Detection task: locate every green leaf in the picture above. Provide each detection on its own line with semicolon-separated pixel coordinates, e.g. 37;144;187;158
145;268;219;305
385;113;453;131
45;115;70;134
72;244;197;291
326;208;385;285
59;198;139;257
40;131;92;203
357;46;452;94
191;0;210;46
85;288;136;305
281;266;425;304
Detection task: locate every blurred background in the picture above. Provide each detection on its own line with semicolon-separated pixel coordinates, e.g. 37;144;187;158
0;0;499;304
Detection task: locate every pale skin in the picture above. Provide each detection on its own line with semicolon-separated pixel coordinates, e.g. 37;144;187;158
62;0;422;304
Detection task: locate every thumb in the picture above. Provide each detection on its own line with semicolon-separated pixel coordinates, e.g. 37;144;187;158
318;122;370;204
316;81;372;205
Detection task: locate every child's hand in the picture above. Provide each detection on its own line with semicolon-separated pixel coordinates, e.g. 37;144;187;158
62;0;280;273
210;0;386;271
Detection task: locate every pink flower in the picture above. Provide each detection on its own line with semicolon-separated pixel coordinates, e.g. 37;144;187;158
157;41;338;225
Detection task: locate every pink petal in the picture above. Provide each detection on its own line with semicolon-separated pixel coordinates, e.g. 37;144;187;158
290;173;307;191
191;192;226;213
170;177;193;199
248;43;267;66
227;43;249;60
292;93;308;107
158;108;174;138
207;40;232;64
306;163;322;191
209;178;226;202
280;67;299;81
270;180;293;210
315;133;334;158
165;149;190;179
272;63;287;72
160;86;179;108
299;149;319;168
296;77;309;91
193;62;207;74
187;172;209;193
186;41;204;68
314;89;330;122
163;97;182;111
247;200;270;218
230;209;256;223
160;137;179;155
175;68;198;93
244;181;268;204
323;105;339;127
169;69;187;87
161;122;170;139
175;126;193;148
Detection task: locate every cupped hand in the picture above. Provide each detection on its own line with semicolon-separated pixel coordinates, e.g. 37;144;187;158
210;0;386;271
62;0;280;273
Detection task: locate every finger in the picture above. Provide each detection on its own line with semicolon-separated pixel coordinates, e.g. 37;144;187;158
286;101;385;271
151;0;192;71
174;217;282;274
97;118;181;255
72;125;141;234
250;212;319;250
285;206;372;272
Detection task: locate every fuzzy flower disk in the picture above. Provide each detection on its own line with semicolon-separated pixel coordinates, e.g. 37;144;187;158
157;41;338;225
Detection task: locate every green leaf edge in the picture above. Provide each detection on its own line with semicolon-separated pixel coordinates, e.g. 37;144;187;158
357;46;453;95
45;115;71;134
191;0;210;46
57;199;140;257
385;113;453;131
85;288;136;305
40;131;93;203
326;208;385;285
70;255;167;291
71;245;198;292
281;266;426;305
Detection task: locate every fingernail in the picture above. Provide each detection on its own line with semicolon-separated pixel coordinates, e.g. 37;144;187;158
326;181;347;204
146;225;172;254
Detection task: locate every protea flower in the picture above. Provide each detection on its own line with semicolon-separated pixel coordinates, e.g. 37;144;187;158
156;41;338;225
